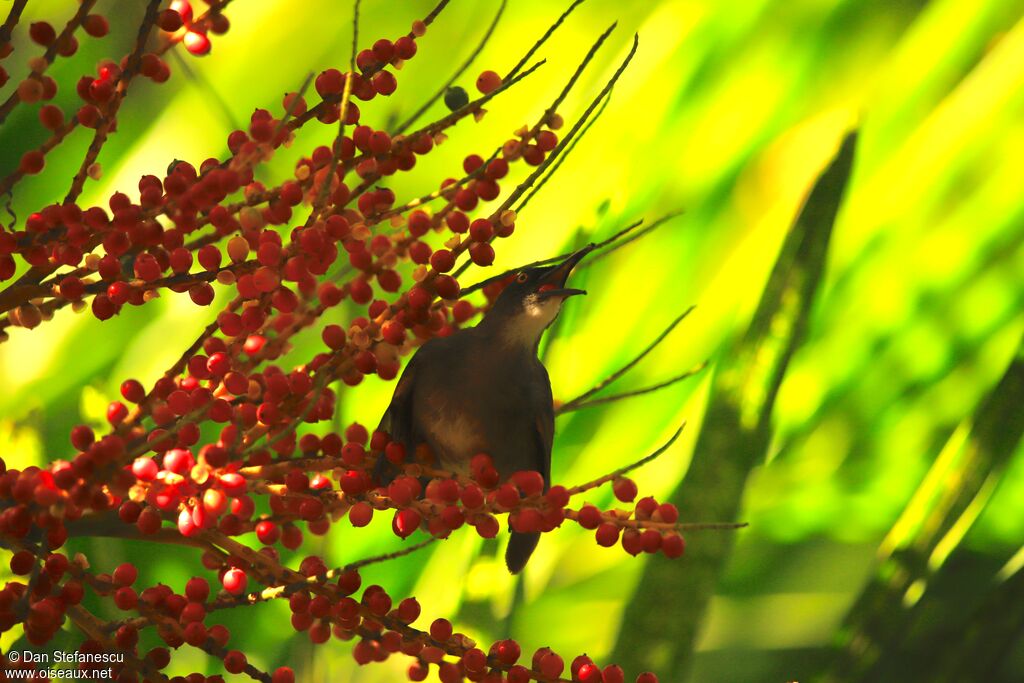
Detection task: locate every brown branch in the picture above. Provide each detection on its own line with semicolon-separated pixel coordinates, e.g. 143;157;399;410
64;511;212;549
65;0;161;204
0;0;98;127
0;0;28;51
66;605;173;683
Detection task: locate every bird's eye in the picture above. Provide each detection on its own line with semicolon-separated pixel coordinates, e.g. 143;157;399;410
515;272;528;283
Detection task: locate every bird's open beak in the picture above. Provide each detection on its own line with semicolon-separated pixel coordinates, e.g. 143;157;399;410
537;243;596;300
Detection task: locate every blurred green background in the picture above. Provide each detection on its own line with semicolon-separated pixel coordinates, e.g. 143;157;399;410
2;0;1024;681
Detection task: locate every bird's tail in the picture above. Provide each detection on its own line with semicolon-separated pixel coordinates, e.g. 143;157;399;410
505;530;540;574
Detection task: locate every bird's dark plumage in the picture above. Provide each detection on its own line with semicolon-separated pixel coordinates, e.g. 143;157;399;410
377;245;594;573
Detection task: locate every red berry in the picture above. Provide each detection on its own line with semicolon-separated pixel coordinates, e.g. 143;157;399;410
395;36;417;60
476;70;501;94
654;503;679;524
255;520;280;545
578;663;603;682
508;666;531;683
469;219;493;242
158;9;184;31
635;496;658;519
429;249;455;273
392;508;421;538
446;211;469;234
183;30;211;56
537;130;559;152
613;477;638;503
83;14;110;38
603;665;625;683
595;523;619;547
29;22;56;46
185;577;210;603
20;150;45;175
408;287;432;309
345;422;369;444
429;618;452;642
636;674;658;683
70;424;95;450
397;597;421;623
137;507;162;535
224;651;247;674
222;568;247;594
463;154;484;174
178;508;198;537
462;648;487;673
114;587;138;610
546;485;570;508
39;104;64;131
640;529;663;553
321;324;346;350
434;275;460;300
539;652;564;679
622;529;643;556
10;550;34;575
469;242;494;266
577;505;602;530
662;533;685;559
272;667;295;683
372;71;397;96
113;563;138;586
315;68;344;96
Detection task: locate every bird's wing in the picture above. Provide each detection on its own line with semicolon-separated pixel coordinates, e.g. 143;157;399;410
374;351;421;484
532;360;555;488
508;359;556;574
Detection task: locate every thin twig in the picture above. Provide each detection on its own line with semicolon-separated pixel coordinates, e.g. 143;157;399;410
206;538;437;613
505;0;588;80
0;119;79;204
557;361;709;414
677;522;749;530
581;209;685;270
540;21;617;130
392;0;506;136
458;218;645;295
567;423;686;495
557;305;695;413
451;32;640;280
516;90;611;213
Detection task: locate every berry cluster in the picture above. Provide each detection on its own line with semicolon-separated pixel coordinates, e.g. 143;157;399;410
0;2;713;682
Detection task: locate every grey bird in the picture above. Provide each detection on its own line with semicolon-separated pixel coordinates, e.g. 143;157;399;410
376;244;595;573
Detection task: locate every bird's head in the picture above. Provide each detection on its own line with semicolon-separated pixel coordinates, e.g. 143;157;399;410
481;244;596;348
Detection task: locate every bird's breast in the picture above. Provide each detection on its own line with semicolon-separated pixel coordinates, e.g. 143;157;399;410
420;410;488;474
